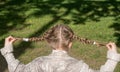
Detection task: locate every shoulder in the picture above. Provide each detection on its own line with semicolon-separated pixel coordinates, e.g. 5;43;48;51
65;60;87;72
26;56;45;66
28;55;52;64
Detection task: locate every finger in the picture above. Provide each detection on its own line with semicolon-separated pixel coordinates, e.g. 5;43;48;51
5;36;16;43
5;36;13;40
9;37;13;42
11;38;16;42
10;37;17;43
106;43;112;50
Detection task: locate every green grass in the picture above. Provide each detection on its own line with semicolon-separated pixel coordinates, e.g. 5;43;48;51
0;1;120;72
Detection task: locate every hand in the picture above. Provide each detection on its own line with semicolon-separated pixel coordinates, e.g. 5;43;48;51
4;36;16;47
0;36;16;56
106;42;117;53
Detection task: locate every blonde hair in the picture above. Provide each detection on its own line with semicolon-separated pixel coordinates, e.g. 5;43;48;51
16;24;105;50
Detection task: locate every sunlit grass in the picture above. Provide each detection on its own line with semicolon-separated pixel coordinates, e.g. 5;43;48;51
13;16;120;71
0;1;120;72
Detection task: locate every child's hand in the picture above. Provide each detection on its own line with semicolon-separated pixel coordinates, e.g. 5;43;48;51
4;36;16;47
106;42;117;53
0;36;16;56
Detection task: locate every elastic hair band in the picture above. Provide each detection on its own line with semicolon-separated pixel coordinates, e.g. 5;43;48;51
22;38;29;42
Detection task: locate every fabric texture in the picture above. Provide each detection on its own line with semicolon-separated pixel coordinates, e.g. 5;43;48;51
0;44;120;72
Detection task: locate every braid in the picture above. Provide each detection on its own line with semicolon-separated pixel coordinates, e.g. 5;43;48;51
15;36;44;42
73;35;94;44
15;25;57;42
28;37;45;42
15;24;106;47
73;35;106;46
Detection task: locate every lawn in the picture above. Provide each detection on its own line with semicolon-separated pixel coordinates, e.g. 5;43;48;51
0;0;120;72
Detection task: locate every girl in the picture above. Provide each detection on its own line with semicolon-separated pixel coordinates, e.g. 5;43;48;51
1;24;120;72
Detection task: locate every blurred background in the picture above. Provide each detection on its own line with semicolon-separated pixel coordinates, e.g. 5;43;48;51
0;0;120;72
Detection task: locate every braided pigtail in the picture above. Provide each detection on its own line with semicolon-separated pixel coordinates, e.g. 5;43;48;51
15;24;106;48
73;35;106;46
73;35;94;44
16;25;57;42
15;36;44;42
28;37;45;42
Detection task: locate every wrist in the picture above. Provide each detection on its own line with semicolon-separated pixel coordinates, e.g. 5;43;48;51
3;51;13;56
107;50;120;62
0;47;13;56
4;43;13;48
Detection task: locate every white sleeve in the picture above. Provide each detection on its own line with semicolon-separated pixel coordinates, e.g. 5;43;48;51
80;62;99;72
3;53;22;72
0;43;45;72
80;50;120;72
100;50;120;72
0;44;25;72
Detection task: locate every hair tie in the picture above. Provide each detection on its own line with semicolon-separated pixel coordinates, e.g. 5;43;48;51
23;38;29;42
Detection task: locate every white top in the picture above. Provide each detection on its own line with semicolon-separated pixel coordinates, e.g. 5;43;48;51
0;44;120;72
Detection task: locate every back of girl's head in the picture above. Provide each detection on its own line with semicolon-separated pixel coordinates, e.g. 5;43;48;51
44;24;74;50
28;24;95;50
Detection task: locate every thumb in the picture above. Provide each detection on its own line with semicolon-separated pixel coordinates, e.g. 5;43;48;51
106;43;112;50
106;42;117;52
5;36;16;44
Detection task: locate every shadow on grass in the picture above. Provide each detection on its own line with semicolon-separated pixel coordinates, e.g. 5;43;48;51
109;16;120;47
0;0;120;72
